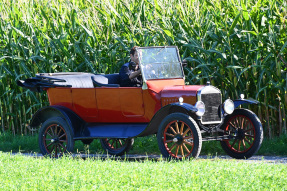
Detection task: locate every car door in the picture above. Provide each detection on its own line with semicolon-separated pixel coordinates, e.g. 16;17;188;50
96;87;145;123
119;87;145;117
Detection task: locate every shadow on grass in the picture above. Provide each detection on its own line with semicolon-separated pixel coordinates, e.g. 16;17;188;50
0;132;286;156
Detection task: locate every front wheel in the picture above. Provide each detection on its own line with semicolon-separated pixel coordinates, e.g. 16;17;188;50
100;138;134;156
157;113;202;159
220;109;263;159
39;117;74;158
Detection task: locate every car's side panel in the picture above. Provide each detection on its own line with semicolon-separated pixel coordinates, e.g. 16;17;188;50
46;78;191;124
95;88;122;122
96;87;148;123
142;89;158;121
47;87;150;123
47;88;73;110
72;88;98;122
48;88;99;122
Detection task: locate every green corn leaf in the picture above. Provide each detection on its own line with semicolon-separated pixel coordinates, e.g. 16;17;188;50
256;86;268;100
226;65;243;69
250;19;259;34
132;0;144;31
184;57;202;64
277;40;287;57
228;12;241;36
241;30;257;36
207;49;227;60
261;16;267;27
163;29;172;37
0;56;11;61
80;24;93;36
262;53;273;64
241;2;249;21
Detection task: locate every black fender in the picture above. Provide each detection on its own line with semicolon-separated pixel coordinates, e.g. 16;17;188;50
138;102;198;137
30;105;85;137
233;99;259;109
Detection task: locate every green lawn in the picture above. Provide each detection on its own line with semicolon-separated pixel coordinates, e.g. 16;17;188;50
0;152;286;190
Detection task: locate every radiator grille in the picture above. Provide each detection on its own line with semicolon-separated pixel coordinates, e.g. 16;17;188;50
200;93;221;123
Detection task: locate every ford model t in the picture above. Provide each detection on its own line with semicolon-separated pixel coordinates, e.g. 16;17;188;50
18;46;263;159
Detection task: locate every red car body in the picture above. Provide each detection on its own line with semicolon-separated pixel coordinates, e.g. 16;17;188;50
46;78;200;123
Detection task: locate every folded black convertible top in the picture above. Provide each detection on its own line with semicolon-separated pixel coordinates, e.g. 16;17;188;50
17;72;90;92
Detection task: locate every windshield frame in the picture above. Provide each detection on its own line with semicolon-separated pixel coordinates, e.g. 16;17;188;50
136;46;185;82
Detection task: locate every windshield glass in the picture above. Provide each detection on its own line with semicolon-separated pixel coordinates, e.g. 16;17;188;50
138;47;184;80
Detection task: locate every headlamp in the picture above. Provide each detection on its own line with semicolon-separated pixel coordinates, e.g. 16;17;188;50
195;101;205;116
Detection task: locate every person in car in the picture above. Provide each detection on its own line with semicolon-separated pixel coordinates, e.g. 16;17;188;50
119;46;142;87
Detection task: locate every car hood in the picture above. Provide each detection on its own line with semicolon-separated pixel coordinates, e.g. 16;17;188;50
161;85;204;97
161;85;204;106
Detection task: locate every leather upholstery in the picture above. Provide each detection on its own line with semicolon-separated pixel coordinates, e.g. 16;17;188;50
91;74;120;87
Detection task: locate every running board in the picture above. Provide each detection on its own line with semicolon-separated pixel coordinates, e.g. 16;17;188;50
74;123;148;139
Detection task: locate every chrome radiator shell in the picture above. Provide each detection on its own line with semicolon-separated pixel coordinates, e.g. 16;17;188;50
197;86;222;124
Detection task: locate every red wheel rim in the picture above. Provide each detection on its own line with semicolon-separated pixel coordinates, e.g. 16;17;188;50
163;120;194;158
43;124;67;157
103;138;128;150
224;115;255;153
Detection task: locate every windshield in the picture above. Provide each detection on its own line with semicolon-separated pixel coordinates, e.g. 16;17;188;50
137;47;184;80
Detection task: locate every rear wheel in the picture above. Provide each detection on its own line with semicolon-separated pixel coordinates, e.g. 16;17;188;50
39;117;74;157
220;109;263;159
100;138;134;156
157;113;202;159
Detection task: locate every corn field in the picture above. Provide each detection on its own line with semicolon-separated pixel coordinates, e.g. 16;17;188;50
0;0;286;138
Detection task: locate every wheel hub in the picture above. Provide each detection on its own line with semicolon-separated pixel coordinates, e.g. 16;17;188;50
237;129;245;140
51;138;59;143
173;134;183;144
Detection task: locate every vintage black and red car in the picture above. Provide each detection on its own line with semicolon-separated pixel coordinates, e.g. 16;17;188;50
18;46;263;159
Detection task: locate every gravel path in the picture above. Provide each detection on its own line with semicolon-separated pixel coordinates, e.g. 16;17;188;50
10;153;287;164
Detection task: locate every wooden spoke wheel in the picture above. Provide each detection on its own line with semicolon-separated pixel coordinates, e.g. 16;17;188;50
100;138;134;156
39;117;74;158
157;113;202;159
220;109;263;159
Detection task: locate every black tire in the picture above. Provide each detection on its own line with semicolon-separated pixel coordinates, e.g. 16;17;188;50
39;117;74;157
100;138;134;156
220;109;263;159
157;113;202;159
81;139;94;145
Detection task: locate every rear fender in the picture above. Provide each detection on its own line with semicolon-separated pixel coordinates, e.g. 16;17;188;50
30;106;85;137
233;99;259;108
138;103;198;136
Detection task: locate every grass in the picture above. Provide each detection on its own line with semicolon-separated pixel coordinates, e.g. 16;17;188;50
257;134;287;156
1;133;287;156
0;152;286;190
